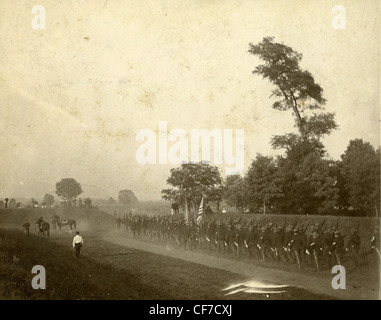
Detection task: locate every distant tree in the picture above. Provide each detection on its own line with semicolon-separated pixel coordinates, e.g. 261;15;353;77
84;197;92;208
245;154;284;214
340;139;380;214
16;202;21;208
56;178;83;207
4;198;9;208
78;198;83;208
161;162;223;211
118;190;138;206
31;199;38;208
0;200;4;208
8;198;16;208
43;194;55;207
108;197;117;206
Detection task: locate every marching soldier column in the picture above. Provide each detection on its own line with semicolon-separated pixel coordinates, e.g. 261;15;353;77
117;213;380;272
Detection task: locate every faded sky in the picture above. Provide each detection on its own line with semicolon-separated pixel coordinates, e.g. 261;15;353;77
0;0;379;201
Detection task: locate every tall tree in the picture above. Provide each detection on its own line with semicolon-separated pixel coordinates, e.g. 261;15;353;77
118;190;138;206
340;139;380;214
56;178;83;207
161;162;223;211
4;198;9;208
248;37;337;142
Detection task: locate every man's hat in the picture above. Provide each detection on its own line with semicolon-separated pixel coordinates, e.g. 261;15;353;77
334;231;340;235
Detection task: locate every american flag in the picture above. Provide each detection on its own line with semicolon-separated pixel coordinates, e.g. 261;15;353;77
196;196;204;224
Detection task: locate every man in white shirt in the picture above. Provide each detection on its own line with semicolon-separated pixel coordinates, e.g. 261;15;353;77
72;231;84;259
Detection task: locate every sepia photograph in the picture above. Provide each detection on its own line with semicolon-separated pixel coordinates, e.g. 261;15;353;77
0;0;380;306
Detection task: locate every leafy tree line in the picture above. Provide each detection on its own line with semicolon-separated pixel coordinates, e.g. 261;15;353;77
161;37;380;217
224;139;380;216
224;37;380;217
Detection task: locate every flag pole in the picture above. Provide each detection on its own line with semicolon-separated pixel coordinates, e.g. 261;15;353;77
184;195;189;222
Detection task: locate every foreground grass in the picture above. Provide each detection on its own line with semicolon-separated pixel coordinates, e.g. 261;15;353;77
0;229;336;300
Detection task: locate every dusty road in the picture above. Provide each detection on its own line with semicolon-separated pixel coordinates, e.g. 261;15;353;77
1;227;379;300
103;231;380;300
0;228;335;300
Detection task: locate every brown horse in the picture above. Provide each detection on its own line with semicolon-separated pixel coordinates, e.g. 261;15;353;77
51;215;76;233
37;221;50;238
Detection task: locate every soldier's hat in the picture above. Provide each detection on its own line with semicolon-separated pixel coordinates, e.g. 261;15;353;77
312;231;319;237
293;228;299;233
334;231;340;235
262;226;268;231
351;228;357;233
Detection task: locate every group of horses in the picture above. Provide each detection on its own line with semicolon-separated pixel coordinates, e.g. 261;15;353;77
35;214;76;237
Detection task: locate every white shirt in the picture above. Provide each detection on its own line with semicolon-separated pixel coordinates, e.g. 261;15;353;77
73;235;84;247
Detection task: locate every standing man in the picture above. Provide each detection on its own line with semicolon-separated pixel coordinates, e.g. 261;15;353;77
23;220;30;237
72;231;84;259
116;216;122;230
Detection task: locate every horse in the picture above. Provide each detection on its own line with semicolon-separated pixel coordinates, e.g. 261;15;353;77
51;215;76;233
37;221;50;238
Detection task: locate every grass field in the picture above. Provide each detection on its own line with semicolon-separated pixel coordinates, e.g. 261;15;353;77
0;229;339;300
0;208;379;300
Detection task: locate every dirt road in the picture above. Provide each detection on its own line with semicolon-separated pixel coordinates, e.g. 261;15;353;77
104;231;380;300
1;227;379;300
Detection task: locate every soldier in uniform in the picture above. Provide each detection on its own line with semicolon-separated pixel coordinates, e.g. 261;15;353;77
215;222;226;254
245;224;258;258
258;226;272;261
205;222;214;252
23;220;30;237
225;223;236;255
235;225;245;257
306;231;322;270
283;225;294;263
272;226;285;262
290;228;305;268
367;225;380;265
332;231;345;265
346;228;361;267
321;228;334;269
